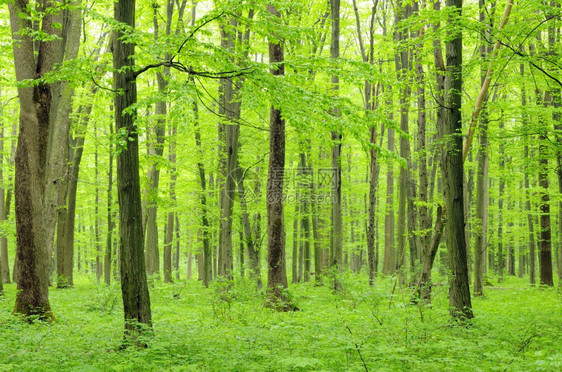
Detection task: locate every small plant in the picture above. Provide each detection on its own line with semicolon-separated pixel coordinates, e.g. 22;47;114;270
84;284;120;314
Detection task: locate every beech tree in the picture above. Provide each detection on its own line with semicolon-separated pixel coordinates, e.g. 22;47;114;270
9;0;81;320
113;0;152;338
442;0;473;319
266;3;289;308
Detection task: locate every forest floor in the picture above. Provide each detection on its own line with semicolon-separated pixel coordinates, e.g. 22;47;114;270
0;273;561;371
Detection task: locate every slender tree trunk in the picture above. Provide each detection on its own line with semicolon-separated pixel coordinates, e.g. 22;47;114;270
555;121;562;287
330;0;343;291
217;18;240;280
473;111;488;296
443;0;473;319
520;63;537;285
415;205;446;303
105;120;115;286
2;121;16;285
383;122;396;275
0;125;9;284
266;4;289;309
113;0;152;338
164;124;177;283
298;154;312;283
292;203;299;284
236;161;263;288
0;125;5;290
537;91;553;286
473;0;490;295
94;127;102;281
415;24;430;287
352;1;379;284
518;185;525;278
394;0;415;286
192;93;212;287
175;214;180;280
497;118;506;283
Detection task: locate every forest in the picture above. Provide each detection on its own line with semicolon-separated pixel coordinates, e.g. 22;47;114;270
0;0;561;370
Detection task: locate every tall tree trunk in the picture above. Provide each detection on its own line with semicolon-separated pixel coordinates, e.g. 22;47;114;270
415;205;446;303
2;121;16;285
521;63;537;285
412;0;446;302
473;112;488;296
0;124;5;288
311;152;325;285
298;154;312;283
236;161;263;288
394;0;415;286
497;119;505;283
330;0;343;291
415;17;430;289
292;203;299;284
105;119;115;286
383;121;396;275
192;91;212;287
164;123;177;283
217;18;240;280
442;0;473;319
113;0;152;338
10;0;81;320
58;102;91;288
266;4;289;309
175;214;180;280
0;124;10;284
537;91;553;286
473;0;490;295
352;1;380;283
94;127;102;281
556;110;562;285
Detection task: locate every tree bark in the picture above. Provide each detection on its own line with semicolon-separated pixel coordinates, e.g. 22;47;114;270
395;0;416;285
236;162;263;288
0;124;10;285
329;0;343;291
10;0;81;320
383;118;396;275
192;92;212;287
266;4;289;309
113;0;152;338
537;92;553;286
415;205;446;303
298;153;312;283
443;0;473;319
164;123;177;283
105;119;115;286
497;118;506;282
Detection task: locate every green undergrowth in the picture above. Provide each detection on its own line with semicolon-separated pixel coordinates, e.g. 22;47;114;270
0;273;560;371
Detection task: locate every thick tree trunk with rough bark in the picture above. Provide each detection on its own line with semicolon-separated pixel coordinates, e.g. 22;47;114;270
113;0;152;338
442;0;473;319
10;0;81;320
